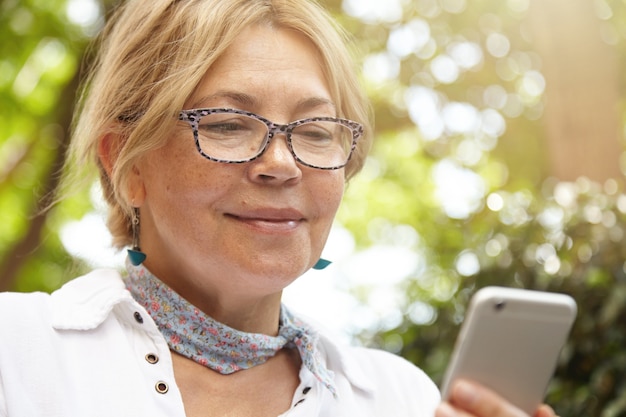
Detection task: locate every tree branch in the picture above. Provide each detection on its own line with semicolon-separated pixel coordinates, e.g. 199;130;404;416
0;70;80;291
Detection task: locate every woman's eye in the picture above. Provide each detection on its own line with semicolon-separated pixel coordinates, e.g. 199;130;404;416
200;122;243;133
294;124;334;142
197;117;255;138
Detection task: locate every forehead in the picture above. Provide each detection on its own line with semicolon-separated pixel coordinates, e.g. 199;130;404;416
185;24;334;114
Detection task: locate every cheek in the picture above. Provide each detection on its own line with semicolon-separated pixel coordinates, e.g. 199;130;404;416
141;142;225;207
312;172;345;222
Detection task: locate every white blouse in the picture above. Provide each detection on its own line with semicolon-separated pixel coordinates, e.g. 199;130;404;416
0;269;440;417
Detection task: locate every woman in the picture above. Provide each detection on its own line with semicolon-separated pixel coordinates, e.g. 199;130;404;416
0;0;557;416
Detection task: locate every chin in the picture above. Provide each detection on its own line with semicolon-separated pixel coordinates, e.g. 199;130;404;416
242;259;308;286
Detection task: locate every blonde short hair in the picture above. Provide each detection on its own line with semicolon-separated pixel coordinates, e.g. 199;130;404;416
67;0;372;249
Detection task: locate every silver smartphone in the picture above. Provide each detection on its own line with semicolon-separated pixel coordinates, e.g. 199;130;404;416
440;286;577;415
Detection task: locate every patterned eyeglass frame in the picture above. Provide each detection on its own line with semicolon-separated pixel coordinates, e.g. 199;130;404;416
178;108;363;170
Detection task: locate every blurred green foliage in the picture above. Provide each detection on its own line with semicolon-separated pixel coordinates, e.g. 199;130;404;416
335;1;626;416
0;0;99;292
2;0;626;416
363;178;626;417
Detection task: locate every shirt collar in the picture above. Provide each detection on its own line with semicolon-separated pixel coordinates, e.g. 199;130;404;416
50;268;376;396
50;268;133;330
309;322;376;395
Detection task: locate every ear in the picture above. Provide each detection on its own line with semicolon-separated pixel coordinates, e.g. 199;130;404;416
98;133;121;178
97;133;147;206
127;164;147;207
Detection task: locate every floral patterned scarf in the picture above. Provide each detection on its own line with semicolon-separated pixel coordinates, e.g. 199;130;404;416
125;259;336;396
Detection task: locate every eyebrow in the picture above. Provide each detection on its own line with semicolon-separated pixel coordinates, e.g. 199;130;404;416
190;91;255;109
189;91;336;114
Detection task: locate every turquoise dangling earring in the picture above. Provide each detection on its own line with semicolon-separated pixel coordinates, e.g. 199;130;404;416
312;258;331;270
127;207;147;266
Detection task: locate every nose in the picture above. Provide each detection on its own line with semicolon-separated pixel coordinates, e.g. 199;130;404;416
248;131;302;183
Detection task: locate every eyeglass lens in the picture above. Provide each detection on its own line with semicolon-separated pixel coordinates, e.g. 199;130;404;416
193;112;354;168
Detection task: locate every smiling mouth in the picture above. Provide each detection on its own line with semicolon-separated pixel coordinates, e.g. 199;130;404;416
226;214;304;231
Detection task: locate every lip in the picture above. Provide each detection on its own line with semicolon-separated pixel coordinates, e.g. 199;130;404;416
226;208;306;232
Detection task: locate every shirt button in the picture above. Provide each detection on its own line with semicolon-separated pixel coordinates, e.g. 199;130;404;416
133;312;144;324
145;353;159;364
155;381;169;394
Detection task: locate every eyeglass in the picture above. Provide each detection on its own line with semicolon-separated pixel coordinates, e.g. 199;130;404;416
178;108;363;170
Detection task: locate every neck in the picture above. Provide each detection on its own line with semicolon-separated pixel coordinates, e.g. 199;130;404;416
196;293;283;335
143;259;283;335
